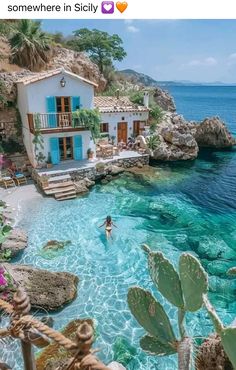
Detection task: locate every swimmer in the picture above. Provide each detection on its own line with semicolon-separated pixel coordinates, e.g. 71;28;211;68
99;215;117;239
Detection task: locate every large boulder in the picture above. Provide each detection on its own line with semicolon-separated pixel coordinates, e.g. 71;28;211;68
193;117;236;148
153;87;176;112
1;228;27;258
2;263;78;310
151;113;199;161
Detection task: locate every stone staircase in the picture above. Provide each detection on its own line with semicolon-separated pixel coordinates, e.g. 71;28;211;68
42;174;77;201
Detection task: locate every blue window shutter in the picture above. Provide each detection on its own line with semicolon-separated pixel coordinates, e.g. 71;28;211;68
73;135;83;160
71;96;80;111
49;137;60;164
46;96;57;128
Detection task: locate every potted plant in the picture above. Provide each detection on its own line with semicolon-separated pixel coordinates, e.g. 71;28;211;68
36;152;46;169
46;152;53;168
87;148;94;160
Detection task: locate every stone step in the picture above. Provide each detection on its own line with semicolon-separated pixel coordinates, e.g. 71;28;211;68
45;186;76;195
55;190;76;200
57;194;77;201
48;174;71;183
43;181;74;190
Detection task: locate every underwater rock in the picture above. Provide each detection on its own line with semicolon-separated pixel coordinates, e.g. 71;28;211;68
0;363;12;370
42;240;71;251
1;228;27;258
206;260;236;277
2;263;78;311
113;336;137;367
36;318;93;370
197;238;236;261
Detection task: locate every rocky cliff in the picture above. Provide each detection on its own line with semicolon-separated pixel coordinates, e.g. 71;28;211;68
146;113;236;161
0;38;106;103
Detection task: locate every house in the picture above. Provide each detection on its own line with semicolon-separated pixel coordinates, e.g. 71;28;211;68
94;93;150;144
17;68;97;167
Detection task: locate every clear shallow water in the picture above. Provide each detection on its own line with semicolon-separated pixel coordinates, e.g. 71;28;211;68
3;86;236;369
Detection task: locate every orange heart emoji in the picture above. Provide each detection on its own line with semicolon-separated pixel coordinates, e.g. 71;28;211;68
116;1;128;13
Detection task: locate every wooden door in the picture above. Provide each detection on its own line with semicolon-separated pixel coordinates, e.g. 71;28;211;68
133;121;140;137
56;97;71;127
59;137;73;161
118;122;127;143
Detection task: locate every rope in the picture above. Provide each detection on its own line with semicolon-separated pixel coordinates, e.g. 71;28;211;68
0;298;14;315
76;353;110;370
18;316;76;350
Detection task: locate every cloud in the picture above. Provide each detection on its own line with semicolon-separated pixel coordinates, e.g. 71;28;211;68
185;57;217;67
228;53;236;60
127;25;140;33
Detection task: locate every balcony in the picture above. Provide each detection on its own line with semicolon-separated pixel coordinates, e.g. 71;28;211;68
28;113;87;134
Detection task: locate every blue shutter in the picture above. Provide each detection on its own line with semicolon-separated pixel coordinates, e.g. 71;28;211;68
71;96;81;111
73;135;83;160
46;96;57;128
49;137;60;164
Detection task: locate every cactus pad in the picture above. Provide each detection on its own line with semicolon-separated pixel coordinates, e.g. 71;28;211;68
203;294;224;333
221;328;236;369
148;252;184;308
179;253;208;312
127;287;177;344
140;335;177;356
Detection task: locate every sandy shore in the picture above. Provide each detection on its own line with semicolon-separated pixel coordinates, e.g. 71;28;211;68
0;183;43;225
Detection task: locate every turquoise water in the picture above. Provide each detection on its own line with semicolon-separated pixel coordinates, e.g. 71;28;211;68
3;86;236;369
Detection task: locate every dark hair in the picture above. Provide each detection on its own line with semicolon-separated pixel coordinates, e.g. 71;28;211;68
106;215;111;222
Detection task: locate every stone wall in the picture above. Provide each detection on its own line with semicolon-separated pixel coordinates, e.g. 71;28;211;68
37;155;150;182
0;107;22;143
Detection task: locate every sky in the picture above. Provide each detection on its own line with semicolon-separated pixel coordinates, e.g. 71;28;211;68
41;20;236;83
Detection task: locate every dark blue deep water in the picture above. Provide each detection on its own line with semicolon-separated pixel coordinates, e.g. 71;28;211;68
3;86;236;370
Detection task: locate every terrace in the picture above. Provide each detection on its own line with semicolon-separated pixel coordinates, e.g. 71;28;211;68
27;112;88;134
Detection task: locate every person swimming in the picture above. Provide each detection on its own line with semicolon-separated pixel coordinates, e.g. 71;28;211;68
99;215;117;239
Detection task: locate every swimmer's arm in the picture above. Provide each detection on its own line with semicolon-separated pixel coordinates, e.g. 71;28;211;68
112;222;118;228
99;221;106;228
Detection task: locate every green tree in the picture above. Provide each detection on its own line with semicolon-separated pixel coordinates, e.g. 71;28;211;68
9;20;51;71
68;28;126;73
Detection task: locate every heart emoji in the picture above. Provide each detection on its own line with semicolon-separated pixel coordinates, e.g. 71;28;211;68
116;1;128;13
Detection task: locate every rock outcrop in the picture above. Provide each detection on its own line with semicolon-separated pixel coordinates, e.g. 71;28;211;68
3;263;78;310
193;117;236;148
152;113;199;161
1;228;27;258
153;87;176;112
143;112;235;161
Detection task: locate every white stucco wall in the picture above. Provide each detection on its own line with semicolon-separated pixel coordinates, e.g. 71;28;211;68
100;111;149;143
18;71;94;115
17;83;36;165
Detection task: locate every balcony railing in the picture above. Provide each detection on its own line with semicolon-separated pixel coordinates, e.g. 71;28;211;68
28;113;87;133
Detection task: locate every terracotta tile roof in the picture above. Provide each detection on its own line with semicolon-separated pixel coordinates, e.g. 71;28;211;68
16;68;98;87
94;96;149;113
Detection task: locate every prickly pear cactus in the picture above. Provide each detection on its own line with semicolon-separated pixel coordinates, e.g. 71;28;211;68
204;295;236;369
177;337;193;370
140;335;177;356
179;253;208;312
220;328;236;369
148;252;184;309
127;287;177;345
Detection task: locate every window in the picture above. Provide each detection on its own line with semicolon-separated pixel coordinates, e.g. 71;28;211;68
100;123;109;133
